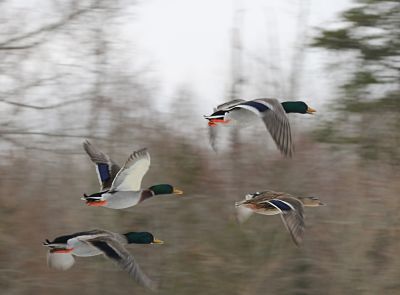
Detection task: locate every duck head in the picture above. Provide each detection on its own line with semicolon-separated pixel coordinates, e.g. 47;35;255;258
281;101;316;114
123;232;164;244
299;196;325;207
148;184;183;196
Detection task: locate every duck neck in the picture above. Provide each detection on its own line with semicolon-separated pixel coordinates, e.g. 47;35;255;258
139;190;155;202
298;197;308;205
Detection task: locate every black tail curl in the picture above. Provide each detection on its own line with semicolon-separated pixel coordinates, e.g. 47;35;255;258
43;239;51;246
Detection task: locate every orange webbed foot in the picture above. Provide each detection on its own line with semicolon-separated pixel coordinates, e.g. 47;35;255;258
51;248;74;254
86;200;108;207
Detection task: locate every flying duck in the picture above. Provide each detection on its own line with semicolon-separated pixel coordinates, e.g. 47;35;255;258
43;229;163;290
235;190;324;246
204;98;316;156
82;140;183;209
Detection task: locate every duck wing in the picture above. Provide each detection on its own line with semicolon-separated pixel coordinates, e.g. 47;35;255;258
207;107;220;152
47;252;75;270
224;99;293;156
205;100;245;151
247;190;285;202
216;99;246;111
208;123;219;152
257;99;294;157
83;140;121;191
110;148;150;192
262;196;305;246
87;236;157;291
236;206;254;223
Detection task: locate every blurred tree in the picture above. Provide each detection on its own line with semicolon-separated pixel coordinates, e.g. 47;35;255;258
312;0;400;164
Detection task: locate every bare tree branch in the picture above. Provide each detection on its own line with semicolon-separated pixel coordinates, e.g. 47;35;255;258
0;96;91;110
0;75;62;97
0;2;97;49
0;74;93;110
0;41;42;50
0;131;104;140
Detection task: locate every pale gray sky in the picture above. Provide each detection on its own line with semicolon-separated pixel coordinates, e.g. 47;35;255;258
127;0;352;114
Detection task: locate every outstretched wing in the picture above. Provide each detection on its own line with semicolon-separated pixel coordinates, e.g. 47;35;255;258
257;99;294;157
222;98;293;156
110;148;150;191
205;99;246;152
265;197;304;246
87;236;157;291
83;140;121;191
207;107;220;152
216;99;246;111
47;252;75;271
208;124;219;152
236;206;254;223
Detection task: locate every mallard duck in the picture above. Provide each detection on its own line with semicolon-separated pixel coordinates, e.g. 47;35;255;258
82;140;183;209
204;98;316;156
235;190;324;246
43;229;163;290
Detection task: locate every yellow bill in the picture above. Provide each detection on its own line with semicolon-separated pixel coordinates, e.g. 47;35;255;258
173;188;184;195
307;107;316;114
152;239;164;244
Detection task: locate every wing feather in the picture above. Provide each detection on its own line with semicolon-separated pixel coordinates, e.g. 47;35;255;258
267;197;305;246
110;148;150;191
88;236;157;291
47;252;75;270
257;99;294;157
216;99;246;110
83;140;121;190
208;120;218;152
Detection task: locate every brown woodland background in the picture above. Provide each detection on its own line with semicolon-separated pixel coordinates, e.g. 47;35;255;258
0;0;399;294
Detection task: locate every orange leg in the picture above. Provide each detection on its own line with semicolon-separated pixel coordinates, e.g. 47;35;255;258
208;119;231;126
51;248;74;254
86;200;108;207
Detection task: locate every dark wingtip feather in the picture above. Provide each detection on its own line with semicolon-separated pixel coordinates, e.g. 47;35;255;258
83;139;91;148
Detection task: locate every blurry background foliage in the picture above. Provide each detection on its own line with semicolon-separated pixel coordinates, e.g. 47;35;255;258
312;0;400;164
0;0;399;295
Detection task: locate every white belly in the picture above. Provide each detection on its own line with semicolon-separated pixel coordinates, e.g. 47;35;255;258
103;191;142;209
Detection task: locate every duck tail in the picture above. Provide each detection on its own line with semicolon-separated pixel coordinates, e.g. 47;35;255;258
81;193;103;201
42;239;51;246
42;240;64;248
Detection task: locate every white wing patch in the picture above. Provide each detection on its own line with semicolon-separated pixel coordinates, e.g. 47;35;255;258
232;104;263;116
236;206;254;223
110;148;151;191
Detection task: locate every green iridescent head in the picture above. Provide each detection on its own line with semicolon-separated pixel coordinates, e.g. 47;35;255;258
123;232;164;244
148;184;183;196
281;101;316;114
